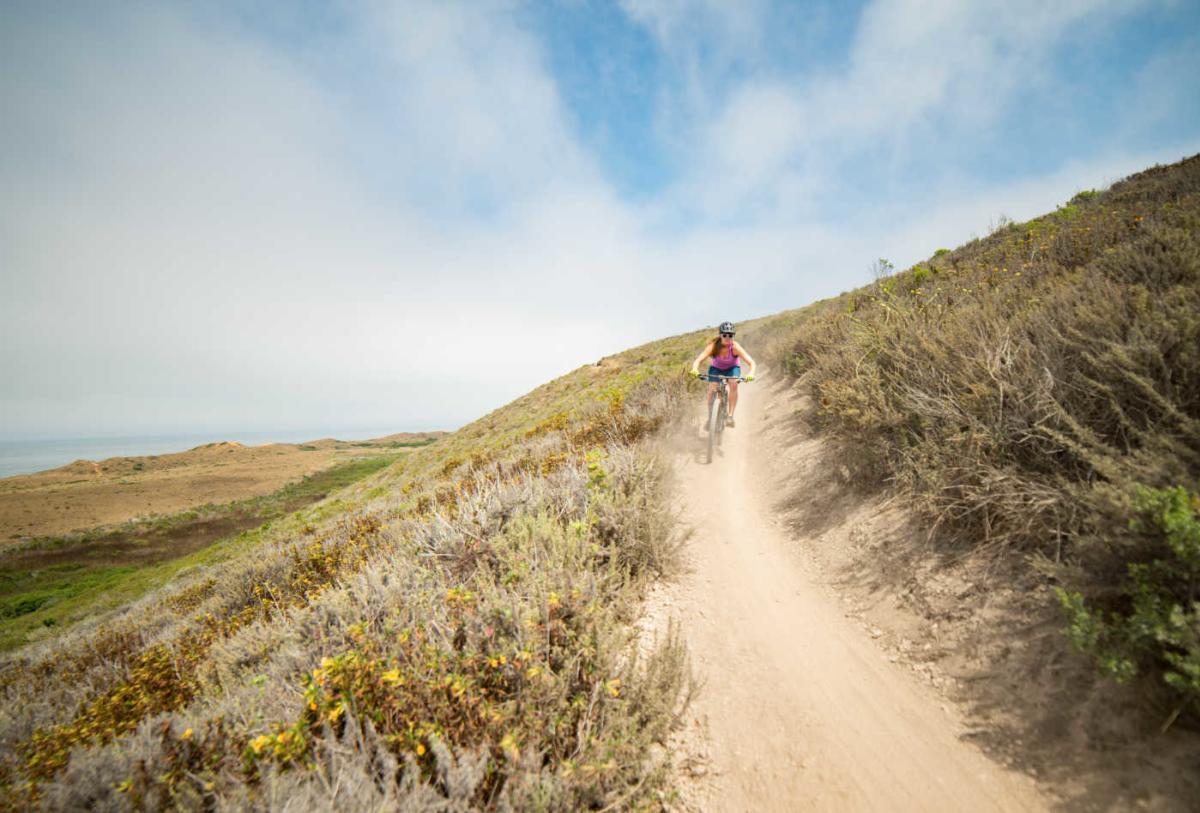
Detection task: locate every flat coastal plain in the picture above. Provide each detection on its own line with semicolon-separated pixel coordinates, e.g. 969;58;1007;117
0;433;441;542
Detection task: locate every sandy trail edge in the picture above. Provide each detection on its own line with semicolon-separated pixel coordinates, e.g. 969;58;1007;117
655;379;1051;812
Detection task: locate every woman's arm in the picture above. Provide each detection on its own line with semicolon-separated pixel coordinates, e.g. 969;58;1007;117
733;341;756;376
690;346;713;373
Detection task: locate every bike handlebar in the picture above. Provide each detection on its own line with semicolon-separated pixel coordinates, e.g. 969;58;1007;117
698;373;747;382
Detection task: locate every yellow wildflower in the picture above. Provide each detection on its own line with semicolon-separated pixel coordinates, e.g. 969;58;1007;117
500;732;520;763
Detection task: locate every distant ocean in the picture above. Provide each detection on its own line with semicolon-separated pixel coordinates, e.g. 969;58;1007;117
0;428;407;479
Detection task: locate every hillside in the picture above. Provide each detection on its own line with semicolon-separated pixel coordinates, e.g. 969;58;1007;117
0;433;443;541
0;153;1197;810
764;153;1200;705
0;433;443;654
0;331;711;809
740;153;1200;806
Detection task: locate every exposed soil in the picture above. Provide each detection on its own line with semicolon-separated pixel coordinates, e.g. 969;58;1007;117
644;377;1048;810
752;380;1200;811
642;375;1199;811
0;432;442;542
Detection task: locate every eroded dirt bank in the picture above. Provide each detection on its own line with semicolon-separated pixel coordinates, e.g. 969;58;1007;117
649;377;1051;811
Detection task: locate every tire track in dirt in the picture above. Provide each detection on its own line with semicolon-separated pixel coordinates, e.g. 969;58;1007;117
657;377;1051;811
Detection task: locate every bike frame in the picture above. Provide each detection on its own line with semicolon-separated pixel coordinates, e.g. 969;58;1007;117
700;373;745;463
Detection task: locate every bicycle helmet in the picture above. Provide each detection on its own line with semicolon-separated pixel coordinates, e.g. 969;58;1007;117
718;321;736;335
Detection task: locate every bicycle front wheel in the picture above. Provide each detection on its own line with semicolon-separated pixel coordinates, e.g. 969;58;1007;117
706;398;718;463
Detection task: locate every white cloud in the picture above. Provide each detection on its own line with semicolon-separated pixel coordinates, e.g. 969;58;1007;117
871;141;1200;272
618;0;770;61
651;0;1159;218
0;0;1194;442
356;0;598;208
0;2;624;436
1115;32;1200;142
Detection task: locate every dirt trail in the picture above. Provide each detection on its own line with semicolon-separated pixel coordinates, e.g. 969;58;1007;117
662;380;1051;811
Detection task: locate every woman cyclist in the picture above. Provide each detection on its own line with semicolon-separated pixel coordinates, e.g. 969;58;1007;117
689;321;756;428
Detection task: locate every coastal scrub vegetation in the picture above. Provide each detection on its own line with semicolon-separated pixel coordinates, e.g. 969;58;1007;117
0;455;406;652
0;332;706;810
1058;484;1200;713
766;154;1200;715
6;149;1198;807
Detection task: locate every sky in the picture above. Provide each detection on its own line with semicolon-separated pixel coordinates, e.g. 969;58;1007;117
3;0;1199;440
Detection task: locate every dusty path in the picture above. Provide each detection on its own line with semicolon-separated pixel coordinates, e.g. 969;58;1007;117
662;380;1051;811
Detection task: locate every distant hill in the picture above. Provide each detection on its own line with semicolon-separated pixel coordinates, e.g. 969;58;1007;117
0;432;447;540
0;325;708;808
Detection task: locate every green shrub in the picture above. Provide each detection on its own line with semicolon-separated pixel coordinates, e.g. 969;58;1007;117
1057;485;1200;708
0;595;52;619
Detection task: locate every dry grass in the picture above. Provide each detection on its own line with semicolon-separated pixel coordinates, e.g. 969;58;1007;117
0;435;440;542
0;331;714;810
14;151;1196;804
0;456;416;653
765;153;1200;708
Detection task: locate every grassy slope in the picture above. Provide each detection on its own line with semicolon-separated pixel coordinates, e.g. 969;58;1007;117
760;154;1200;712
0;327;714;810
4;153;1193;807
0;455;407;652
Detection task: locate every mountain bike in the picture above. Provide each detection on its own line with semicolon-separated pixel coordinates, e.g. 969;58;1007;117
701;373;746;464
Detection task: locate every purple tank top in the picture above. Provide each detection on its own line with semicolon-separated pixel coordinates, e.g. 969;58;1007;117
710;340;739;370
